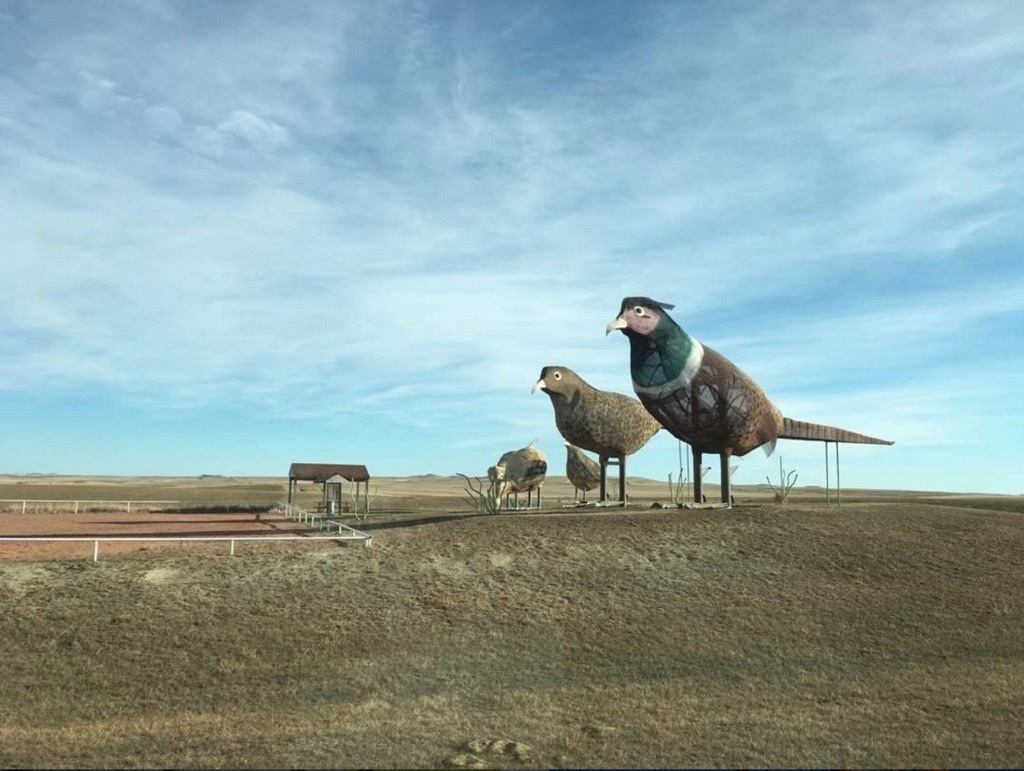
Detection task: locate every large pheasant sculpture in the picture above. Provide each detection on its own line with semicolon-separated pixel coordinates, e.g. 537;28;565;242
606;297;893;504
533;365;661;503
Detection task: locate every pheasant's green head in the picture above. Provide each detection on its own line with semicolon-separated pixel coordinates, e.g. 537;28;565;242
606;297;700;388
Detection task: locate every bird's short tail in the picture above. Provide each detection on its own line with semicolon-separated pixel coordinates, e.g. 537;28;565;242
779;418;894;445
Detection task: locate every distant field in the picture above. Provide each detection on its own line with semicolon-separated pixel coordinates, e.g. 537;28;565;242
1;475;1022;768
0;472;961;513
0;475;290;510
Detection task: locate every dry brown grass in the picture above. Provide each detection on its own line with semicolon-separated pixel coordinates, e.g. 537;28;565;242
0;475;1022;768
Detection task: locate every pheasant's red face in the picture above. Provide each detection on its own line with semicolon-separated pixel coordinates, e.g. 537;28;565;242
621;304;660;335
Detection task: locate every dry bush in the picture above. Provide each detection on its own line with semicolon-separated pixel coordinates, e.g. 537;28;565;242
458;473;503;515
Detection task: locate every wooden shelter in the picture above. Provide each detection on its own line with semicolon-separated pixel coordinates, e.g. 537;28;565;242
287;463;370;513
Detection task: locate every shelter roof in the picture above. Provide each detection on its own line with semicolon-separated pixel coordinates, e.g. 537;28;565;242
288;463;370;483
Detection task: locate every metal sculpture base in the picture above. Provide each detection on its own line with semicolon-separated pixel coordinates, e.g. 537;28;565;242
599;455;627;504
692;446;733;507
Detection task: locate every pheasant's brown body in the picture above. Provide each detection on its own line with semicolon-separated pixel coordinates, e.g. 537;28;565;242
564;442;601;500
534;366;661;503
636;344;783;457
534;366;661;459
608;296;893;504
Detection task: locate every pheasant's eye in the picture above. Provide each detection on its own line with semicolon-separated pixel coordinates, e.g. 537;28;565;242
633;306;645;315
553;371;562;380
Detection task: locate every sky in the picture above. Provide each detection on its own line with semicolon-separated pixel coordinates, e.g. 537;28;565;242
2;0;1023;494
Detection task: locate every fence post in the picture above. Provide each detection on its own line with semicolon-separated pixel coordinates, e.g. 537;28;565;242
93;540;99;562
230;539;236;557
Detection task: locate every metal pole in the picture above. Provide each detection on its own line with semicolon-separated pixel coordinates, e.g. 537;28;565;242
679;440;689;504
93;540;99;562
230;539;236;556
836;442;841;508
825;442;830;507
686;443;691;504
720;453;731;505
692;446;703;503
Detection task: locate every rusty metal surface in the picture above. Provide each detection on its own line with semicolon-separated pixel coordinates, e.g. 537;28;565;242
779;418;894;445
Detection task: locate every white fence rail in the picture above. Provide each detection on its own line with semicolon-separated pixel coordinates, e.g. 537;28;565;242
0;499;179;514
275;502;373;541
0;533;371;562
0;501;373;561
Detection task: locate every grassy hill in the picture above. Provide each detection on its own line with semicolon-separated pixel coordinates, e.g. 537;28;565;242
0;478;1022;767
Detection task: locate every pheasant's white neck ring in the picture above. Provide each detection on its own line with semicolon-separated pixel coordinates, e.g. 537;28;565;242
632;338;705;398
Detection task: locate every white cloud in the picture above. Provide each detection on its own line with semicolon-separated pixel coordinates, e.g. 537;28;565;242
144;104;183;136
220;109;289;146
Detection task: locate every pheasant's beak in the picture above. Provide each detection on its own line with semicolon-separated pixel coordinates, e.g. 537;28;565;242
531;378;546;393
606;316;627;335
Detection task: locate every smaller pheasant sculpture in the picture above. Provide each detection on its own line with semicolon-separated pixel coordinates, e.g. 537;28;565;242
607;297;893;504
533;365;661;503
564;441;601;503
488;443;547;509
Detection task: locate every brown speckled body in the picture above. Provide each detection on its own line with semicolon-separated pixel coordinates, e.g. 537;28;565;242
564;442;601;498
535;366;661;459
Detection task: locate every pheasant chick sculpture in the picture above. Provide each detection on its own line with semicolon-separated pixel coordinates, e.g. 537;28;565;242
564;441;601;503
607;297;893;504
533;365;661;503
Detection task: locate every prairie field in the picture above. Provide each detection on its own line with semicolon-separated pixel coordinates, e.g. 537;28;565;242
0;474;1022;768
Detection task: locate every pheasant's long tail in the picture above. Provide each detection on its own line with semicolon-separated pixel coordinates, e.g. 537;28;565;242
779;418;894;445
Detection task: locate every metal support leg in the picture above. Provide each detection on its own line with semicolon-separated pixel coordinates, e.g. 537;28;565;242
599;456;609;502
692;446;703;503
835;442;841;508
825;441;830;507
618;455;626;504
720;452;732;505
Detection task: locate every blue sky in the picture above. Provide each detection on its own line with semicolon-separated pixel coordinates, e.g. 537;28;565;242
2;0;1023;494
